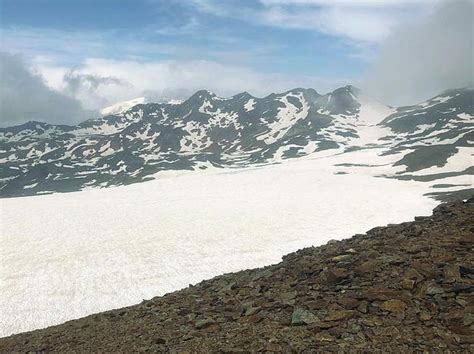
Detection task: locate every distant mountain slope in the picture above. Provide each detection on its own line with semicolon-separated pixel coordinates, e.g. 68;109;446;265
379;88;473;175
0;86;472;198
1;198;472;351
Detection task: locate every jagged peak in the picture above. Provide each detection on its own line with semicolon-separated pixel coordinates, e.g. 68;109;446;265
0;120;49;131
283;88;320;97
232;91;254;100
189;90;216;99
20;120;49;128
331;85;361;97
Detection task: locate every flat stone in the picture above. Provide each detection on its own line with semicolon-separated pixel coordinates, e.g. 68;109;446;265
326;239;339;245
443;265;461;283
401;278;415;290
412;261;436;278
419;312;432;321
463;313;474;326
426;283;445;296
357;300;368;314
325;310;354;321
243;306;260;317
325;267;350;284
361;317;383;327
355;261;379;274
337;297;359;309
363;288;398;301
291;308;319;326
264;343;282;351
314;332;336;342
404;268;424;283
276;291;297;306
332;254;352;262
153;337;166;345
195;319;216;329
380;299;407;313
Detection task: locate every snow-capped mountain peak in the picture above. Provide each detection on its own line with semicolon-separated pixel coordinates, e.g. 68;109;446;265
100;97;146;116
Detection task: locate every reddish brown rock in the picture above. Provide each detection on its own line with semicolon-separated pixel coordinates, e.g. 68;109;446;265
443;264;461;283
324;310;355;322
336;297;359;309
324;266;350;284
380;299;407;313
400;278;415;290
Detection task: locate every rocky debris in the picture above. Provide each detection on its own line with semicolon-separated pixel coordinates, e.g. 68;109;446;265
291;308;319;326
1;198;473;352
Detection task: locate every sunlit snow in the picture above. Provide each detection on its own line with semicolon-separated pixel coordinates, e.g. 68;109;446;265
100;97;146;116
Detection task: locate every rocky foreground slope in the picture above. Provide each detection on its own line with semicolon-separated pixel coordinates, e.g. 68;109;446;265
1;199;473;352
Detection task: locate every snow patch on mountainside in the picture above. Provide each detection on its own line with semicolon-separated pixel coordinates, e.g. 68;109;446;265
168;99;183;105
257;93;309;144
244;99;256;112
357;94;395;125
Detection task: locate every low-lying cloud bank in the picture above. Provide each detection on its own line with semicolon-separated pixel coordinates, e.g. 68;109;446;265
365;0;474;106
1;52;350;127
0;52;95;127
58;58;348;104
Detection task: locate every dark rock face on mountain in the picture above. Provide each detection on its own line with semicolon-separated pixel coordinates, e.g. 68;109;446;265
1;198;472;352
0;86;472;198
380;88;474;173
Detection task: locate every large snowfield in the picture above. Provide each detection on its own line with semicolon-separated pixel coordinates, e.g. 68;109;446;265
0;152;446;337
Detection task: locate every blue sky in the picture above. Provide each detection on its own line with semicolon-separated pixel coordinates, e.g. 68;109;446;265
1;0;373;77
1;0;472;125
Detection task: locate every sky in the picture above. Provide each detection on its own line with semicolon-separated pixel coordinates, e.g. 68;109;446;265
0;0;473;126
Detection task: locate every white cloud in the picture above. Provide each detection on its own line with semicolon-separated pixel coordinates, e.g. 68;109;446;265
0;52;94;127
259;4;397;43
37;57;350;110
190;0;436;44
260;0;436;6
365;0;474;105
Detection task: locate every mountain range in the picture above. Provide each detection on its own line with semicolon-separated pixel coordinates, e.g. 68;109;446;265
0;86;472;198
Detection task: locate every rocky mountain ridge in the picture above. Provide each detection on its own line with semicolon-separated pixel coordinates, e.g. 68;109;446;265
0;198;472;351
0;86;472;198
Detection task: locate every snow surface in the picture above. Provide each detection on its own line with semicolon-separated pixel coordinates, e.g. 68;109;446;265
357;94;395;125
100;97;146;116
0;152;441;337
